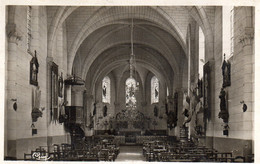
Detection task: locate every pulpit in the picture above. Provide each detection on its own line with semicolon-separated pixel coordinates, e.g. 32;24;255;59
65;106;83;124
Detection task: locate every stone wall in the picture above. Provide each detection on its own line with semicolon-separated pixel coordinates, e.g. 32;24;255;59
208;6;254;155
5;6;69;159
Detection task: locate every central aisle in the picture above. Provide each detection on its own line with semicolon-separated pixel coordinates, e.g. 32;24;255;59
115;146;146;162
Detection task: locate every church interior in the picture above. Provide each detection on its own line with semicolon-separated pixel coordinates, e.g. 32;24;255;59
4;5;255;162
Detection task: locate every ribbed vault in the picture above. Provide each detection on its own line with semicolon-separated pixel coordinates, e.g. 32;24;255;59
45;6;215;98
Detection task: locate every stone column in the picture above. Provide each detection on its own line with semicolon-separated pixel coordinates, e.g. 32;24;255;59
85;93;94;136
239;27;254;110
71;85;86;107
46;57;55;147
167;95;175;136
6;23;22;158
114;102;121;113
239;27;254;156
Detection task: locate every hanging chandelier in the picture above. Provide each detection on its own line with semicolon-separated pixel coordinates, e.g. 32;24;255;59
129;18;139;91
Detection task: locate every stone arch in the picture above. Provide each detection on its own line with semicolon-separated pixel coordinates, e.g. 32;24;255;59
89;56;172;97
185;6;214;60
47;6;80;58
85;45;174;103
47;6;186;72
79;23;177;69
47;6;215;85
81;40;178;81
151;6;187;54
86;47;174;86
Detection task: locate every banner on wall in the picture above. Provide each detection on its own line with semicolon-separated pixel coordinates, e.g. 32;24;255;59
203;61;210;123
51;62;59;123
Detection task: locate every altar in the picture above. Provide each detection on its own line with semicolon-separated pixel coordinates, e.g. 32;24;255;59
114;108;149;131
112;108;149;144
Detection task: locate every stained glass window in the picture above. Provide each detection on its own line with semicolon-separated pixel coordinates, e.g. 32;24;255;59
102;76;110;103
126;78;137;108
151;76;159;103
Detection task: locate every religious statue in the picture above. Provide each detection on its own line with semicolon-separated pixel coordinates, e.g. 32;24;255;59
30;50;39;86
182;91;191;126
154;105;158;117
222;54;231;88
103;105;107;117
218;87;229;123
58;99;68;123
93;103;97;116
190;84;200;112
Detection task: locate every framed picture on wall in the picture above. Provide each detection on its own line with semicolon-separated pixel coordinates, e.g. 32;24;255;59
203;61;210;122
51;62;59;123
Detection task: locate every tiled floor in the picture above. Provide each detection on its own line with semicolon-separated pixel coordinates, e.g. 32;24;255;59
115;145;146;162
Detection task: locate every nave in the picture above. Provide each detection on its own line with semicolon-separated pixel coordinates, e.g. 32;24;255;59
115;146;145;162
23;131;253;162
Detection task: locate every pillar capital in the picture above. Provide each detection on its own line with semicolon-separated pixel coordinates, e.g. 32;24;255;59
239;27;254;47
6;23;22;45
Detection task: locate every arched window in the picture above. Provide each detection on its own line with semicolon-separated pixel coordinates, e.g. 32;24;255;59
151;76;159;103
223;6;234;59
126;78;137;108
102;76;110;103
199;26;205;79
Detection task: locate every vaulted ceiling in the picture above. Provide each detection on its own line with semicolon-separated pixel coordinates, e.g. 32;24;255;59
47;6;215;94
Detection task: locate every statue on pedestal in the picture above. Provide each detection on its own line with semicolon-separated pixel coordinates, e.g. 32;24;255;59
218;87;229;123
